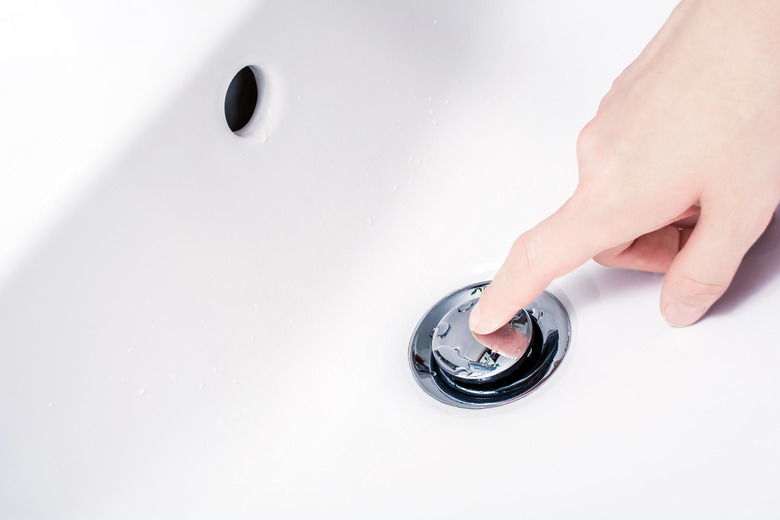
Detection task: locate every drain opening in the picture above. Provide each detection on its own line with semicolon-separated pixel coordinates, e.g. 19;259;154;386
409;282;571;409
225;66;261;134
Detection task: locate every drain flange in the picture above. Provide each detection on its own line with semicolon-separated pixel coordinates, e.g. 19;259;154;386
409;281;571;409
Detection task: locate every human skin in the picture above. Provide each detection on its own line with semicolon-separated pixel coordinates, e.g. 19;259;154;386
470;0;780;338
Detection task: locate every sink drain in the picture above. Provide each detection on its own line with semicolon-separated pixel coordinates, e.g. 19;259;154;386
409;281;571;409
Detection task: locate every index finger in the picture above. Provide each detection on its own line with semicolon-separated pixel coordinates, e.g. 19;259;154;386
469;187;621;335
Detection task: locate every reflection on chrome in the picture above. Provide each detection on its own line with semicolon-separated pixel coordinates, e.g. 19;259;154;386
409;282;571;409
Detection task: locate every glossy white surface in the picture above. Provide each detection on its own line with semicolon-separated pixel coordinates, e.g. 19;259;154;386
0;0;258;281
2;1;778;518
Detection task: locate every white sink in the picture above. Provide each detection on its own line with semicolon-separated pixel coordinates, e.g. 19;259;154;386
2;1;778;518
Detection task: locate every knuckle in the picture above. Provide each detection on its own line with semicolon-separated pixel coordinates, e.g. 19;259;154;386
575;120;602;165
673;274;729;303
609;65;635;93
508;234;539;283
576;119;618;192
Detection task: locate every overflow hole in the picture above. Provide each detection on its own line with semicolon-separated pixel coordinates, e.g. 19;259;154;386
225;66;261;135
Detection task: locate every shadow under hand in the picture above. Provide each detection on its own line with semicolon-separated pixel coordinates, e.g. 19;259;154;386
709;206;780;317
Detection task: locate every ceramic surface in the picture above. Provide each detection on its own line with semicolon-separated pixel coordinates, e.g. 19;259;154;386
2;1;778;518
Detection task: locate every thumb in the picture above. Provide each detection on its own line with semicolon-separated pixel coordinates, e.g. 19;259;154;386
470;190;611;334
660;209;768;327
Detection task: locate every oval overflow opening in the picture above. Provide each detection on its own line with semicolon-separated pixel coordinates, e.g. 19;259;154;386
225;65;263;135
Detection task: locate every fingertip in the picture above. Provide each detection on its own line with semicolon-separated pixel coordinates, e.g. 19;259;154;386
468;300;507;335
662;302;707;327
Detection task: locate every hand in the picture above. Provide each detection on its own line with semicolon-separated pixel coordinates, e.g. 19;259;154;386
470;0;780;334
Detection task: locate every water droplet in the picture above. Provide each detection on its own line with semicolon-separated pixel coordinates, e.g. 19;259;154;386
392;184;399;192
199;382;206;389
296;95;302;100
428;96;433;103
432;119;438;127
47;403;53;408
443;99;450;105
232;378;239;385
138;388;146;396
408;155;414;162
457;301;475;313
213;366;218;373
433;19;438;25
436;321;451;338
366;217;373;226
428;109;434;116
261;131;269;143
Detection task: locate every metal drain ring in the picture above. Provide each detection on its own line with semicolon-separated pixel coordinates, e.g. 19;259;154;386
409;281;571;409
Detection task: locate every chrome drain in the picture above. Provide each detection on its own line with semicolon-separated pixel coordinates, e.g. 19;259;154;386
409;281;571;409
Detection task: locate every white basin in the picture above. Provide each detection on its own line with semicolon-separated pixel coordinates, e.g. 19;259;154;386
2;1;778;518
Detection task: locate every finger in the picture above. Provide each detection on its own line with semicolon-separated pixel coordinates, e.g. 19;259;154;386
594;206;699;272
660;208;770;327
597;210;774;275
470;190;616;335
594;225;694;273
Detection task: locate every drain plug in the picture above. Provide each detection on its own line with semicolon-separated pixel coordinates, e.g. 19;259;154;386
409;281;571;409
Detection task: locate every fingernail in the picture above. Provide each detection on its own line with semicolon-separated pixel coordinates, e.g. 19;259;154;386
468;302;481;332
663;302;706;327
